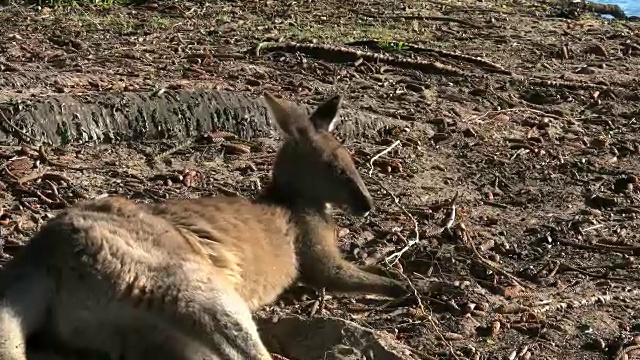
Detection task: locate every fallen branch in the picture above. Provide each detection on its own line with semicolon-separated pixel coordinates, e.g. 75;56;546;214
528;289;640;316
38;146;95;171
347;40;512;75
17;167;48;185
420;0;518;14
577;0;626;19
254;42;469;77
556;237;640;256
466;107;567;123
353;10;484;29
528;77;609;91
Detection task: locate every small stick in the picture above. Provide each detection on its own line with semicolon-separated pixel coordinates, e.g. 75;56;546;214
255;42;469;77
152;138;196;163
388;193;457;264
17;167;48;185
367;138;458;265
368;140;401;177
466;107;566;123
459;223;532;289
582;224;604;232
366;139;421;265
39;145;94;171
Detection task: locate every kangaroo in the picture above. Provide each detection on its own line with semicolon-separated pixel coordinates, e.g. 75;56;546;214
0;93;409;360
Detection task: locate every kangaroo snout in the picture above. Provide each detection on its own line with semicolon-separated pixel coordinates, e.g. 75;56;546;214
351;191;374;217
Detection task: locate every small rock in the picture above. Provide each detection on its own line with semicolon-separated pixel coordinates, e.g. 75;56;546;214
405;83;424;93
491;114;510;122
536;118;552;129
614;177;633;193
442;332;465;341
431;133;450;143
501;285;523;299
246;78;262;86
222;142;251;155
337;228;350;238
593;337;606;351
587;44;608;57
462;127;477;138
589;137;609;149
476;302;489;311
388;160;402;173
464;302;477;313
587;194;618;209
490;320;501;337
480;239;495;251
577;66;598;75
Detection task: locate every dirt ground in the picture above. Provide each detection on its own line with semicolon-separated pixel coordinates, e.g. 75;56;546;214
1;0;640;359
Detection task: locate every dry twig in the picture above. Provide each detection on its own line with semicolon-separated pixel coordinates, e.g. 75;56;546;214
529;289;640;316
466;107;566;123
458;223;533;290
152;138;196;163
368;140;401;177
365;139;457;265
385;197;457;266
39;146;94;171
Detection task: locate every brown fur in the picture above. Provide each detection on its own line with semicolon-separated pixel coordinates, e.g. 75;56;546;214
0;93;408;360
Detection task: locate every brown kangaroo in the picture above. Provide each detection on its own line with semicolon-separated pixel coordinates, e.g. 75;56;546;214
0;93;409;360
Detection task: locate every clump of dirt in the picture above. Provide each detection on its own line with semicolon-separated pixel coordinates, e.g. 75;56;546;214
1;0;640;359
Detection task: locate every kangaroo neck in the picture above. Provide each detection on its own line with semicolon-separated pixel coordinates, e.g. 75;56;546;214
256;181;326;214
256;182;334;236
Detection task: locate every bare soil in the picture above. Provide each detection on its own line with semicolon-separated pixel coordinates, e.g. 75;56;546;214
1;0;640;359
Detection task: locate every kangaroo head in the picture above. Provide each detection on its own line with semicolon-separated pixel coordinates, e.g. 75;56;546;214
263;92;374;217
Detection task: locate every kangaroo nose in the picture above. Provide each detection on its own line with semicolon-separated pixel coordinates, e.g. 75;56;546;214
353;192;374;217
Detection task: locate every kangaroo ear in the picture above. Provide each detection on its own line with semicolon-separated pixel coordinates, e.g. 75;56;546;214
309;95;342;133
263;92;308;138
